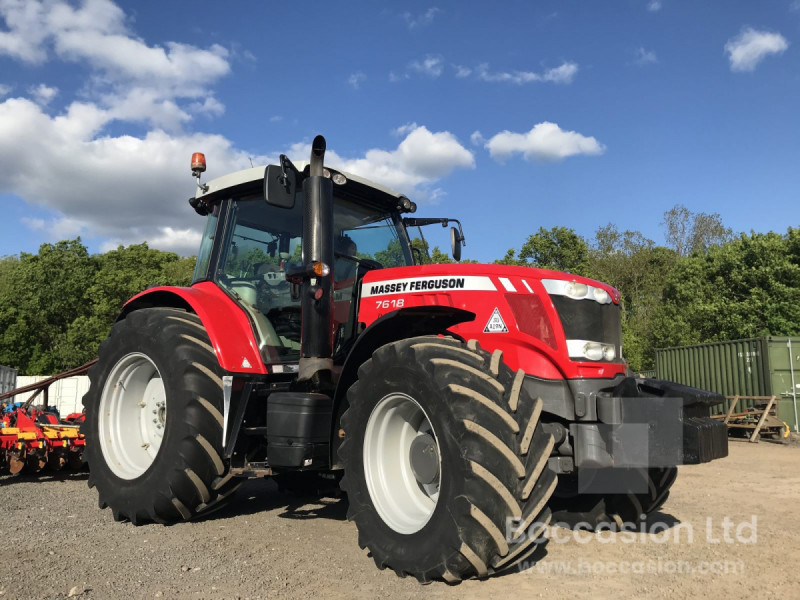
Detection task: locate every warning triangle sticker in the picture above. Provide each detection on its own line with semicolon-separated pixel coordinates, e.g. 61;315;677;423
483;307;508;333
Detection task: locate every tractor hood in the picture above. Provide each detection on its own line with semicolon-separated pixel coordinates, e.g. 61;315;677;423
357;263;624;381
360;263;620;304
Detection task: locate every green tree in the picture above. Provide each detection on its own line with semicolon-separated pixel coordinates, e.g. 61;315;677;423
652;228;800;348
0;240;96;373
496;226;590;274
0;239;198;375
661;204;734;257
88;244;191;324
589;224;677;370
0;255;19;298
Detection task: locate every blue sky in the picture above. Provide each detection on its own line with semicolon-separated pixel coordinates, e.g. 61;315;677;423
0;0;798;262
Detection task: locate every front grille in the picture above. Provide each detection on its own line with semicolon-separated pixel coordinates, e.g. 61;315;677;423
550;296;623;359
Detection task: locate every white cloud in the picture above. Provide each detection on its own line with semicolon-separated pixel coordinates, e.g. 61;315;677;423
0;96;473;252
189;96;225;118
542;62;579;83
101;87;190;131
49;216;85;239
634;47;658;65
101;226;202;255
0;96;264;255
403;7;441;29
286;125;474;201
0;0;51;62
409;55;444;78
485;122;605;162
392;122;418;137
21;217;45;230
454;65;472;78
348;71;366;89
647;0;662;12
725;27;789;72
0;83;12;98
0;0;229;90
30;83;58;105
0;0;231;130
792;0;800;12
0;2;472;253
470;130;484;146
21;215;84;239
428;188;446;204
269;115;283;123
475;61;578;85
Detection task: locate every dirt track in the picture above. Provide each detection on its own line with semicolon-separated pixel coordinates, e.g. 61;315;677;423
0;440;797;599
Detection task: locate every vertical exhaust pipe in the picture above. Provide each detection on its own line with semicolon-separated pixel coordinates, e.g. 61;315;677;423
298;135;334;382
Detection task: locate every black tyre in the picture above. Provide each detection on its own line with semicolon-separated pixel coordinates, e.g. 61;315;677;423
82;308;240;524
550;467;678;530
338;336;557;582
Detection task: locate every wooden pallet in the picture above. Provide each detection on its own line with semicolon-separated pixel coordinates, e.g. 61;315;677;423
710;395;784;443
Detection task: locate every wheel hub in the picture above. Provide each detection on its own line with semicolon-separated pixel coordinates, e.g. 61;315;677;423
409;433;439;485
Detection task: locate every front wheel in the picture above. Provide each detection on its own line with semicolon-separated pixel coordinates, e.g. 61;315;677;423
82;308;240;524
339;336;557;582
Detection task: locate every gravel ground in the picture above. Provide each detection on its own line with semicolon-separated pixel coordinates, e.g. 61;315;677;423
0;439;797;600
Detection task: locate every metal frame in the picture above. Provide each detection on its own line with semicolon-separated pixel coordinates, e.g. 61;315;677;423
715;395;783;442
0;359;97;408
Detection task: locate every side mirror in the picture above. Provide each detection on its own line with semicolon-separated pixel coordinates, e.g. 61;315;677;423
450;226;463;262
264;156;297;209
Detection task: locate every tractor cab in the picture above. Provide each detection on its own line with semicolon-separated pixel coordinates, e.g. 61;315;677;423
190;161;416;367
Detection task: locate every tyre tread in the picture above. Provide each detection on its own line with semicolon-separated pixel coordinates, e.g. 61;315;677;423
339;335;557;581
82;307;239;525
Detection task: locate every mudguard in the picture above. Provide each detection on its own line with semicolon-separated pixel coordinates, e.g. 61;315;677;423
120;282;267;374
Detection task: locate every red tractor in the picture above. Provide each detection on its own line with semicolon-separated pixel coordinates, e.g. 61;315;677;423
83;136;727;581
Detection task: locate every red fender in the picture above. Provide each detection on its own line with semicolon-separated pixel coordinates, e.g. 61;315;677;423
121;282;267;374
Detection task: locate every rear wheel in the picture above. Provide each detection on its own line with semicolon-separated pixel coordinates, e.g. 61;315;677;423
550;467;678;530
82;308;240;524
339;336;557;582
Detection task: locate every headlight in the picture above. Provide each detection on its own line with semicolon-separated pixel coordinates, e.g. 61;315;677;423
593;288;610;303
575;342;617;361
565;282;588;298
583;342;604;361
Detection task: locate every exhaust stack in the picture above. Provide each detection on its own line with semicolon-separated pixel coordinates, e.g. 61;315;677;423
298;135;334;382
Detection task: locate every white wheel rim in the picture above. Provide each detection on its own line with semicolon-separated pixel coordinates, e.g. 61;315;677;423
363;392;441;534
98;352;167;480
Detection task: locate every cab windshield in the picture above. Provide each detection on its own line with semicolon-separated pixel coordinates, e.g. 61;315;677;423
194;191;411;364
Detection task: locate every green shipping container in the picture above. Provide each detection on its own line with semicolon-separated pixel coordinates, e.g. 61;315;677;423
655;337;800;433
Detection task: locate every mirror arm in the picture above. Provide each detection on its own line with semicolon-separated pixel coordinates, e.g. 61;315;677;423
279;154;298;192
404;218;466;248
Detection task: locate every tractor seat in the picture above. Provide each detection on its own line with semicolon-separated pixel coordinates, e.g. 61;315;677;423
228;281;283;349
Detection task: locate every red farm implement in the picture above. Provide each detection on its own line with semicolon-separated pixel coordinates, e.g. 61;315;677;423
0;360;94;476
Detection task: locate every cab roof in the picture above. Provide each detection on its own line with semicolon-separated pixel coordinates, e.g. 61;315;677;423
196;162;407;205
